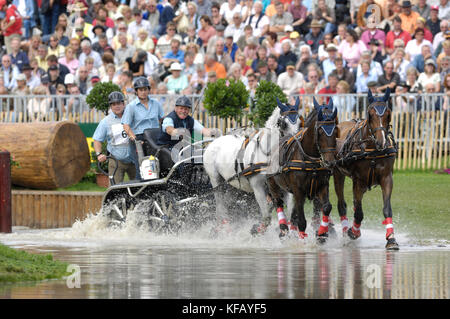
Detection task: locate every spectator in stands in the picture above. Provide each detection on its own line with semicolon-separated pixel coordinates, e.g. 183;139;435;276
267;54;284;76
224;12;245;43
269;1;294;38
47;54;70;80
318;33;334;61
333;80;357;113
58;46;79;75
1;54;19;91
162;38;185;67
256;60;277;83
391;48;410;81
124;50;147;78
47;64;64;94
438;0;450;21
224;33;240;63
27;85;51;121
227;62;249;87
411;44;434;73
314;0;335;35
129;8;151;41
318;72;338;104
413;0;431;20
338;28;367;70
182;51;197;81
158;0;182;36
405;28;433;61
264;31;282;57
213;37;233;71
75;65;90;94
9;37;29;72
211;2;228;28
416;17;434;42
427;6;441;38
417;59;441;93
155;22;182;60
22;64;40;90
356;61;378;93
333;23;347;47
165;62;189;94
377;60;401;93
251;45;268;72
406;66;423;93
196;0;212;17
36;44;49;71
242;36;259;65
79;39;102;69
304;19;324;59
115;32;136;68
360;25;386;54
1;0;23;54
278;40;298;72
198;15;217;48
48;34;66;59
290;0;311;36
277;61;304;96
399;0;420;35
220;0;242;25
145;0;160;37
322;43;339;83
296;44;317;76
245;1;270;38
440;56;450;86
385;16;411;55
204;53;227;79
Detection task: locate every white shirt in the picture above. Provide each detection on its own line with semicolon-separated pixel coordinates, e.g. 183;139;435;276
224;23;245;43
405;39;433;60
220;3;242;25
128;20;152;40
244;13;270;38
277;71;304;96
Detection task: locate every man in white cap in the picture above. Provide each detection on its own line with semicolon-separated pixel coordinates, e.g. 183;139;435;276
165;62;189;94
277;61;304;96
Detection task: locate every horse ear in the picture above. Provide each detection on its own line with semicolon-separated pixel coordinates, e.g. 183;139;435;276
294;96;300;110
318;107;323;121
368;89;374;104
384;87;391;102
328;97;334;110
313;97;320;111
276;97;286;112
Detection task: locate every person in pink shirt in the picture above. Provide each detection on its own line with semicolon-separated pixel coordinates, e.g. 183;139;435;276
198;15;216;49
360;26;386;53
338;29;368;69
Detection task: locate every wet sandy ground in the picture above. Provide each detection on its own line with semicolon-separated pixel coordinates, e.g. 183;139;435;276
0;214;448;299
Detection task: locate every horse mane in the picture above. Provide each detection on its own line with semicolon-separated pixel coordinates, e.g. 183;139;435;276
264;107;281;129
304;107;318;128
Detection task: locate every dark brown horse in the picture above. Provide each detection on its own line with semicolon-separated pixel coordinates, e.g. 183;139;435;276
333;88;399;250
266;98;338;241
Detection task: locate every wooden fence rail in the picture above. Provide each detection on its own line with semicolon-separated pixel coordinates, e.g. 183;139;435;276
11;191;103;229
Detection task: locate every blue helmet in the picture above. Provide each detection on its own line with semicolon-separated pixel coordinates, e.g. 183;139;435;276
108;91;125;104
175;96;192;108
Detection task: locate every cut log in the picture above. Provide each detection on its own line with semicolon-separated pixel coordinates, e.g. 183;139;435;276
0;121;91;189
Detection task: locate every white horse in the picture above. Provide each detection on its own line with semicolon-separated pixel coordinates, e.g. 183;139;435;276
203;98;302;234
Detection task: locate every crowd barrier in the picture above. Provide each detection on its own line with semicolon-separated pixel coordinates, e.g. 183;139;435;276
0;93;448;171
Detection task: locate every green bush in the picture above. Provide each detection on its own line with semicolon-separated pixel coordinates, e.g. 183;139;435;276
86;82;122;114
250;80;287;128
203;79;249;121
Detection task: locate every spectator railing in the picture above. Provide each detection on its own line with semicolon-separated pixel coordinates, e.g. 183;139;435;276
1;93;448;171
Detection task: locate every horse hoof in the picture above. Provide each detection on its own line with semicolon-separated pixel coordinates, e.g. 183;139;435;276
250;223;267;236
328;225;337;239
347;227;361;240
316;232;328;245
386;238;399;250
279;224;289;239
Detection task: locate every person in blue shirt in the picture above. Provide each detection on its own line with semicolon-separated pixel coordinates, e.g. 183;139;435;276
161;38;185;67
356;61;379;93
122;76;165;179
93;92;136;184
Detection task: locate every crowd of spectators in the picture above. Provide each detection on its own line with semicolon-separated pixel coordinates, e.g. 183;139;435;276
0;0;449;114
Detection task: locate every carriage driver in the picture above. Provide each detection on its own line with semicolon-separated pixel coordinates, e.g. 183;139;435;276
157;96;221;151
122;76;165;179
93;92;136;183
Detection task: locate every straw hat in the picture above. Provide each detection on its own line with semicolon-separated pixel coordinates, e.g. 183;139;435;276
310;19;323;28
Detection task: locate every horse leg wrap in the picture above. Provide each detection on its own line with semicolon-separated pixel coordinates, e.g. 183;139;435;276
340;216;349;233
277;207;287;226
348;221;361;239
298;231;308;239
317;215;329;236
382;217;394;239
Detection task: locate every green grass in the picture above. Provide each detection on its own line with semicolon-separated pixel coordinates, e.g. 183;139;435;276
56;180;106;192
0;243;69;283
301;170;450;242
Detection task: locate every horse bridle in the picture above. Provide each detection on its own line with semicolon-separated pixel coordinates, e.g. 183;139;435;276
367;101;393;149
277;109;300;136
314;120;337;165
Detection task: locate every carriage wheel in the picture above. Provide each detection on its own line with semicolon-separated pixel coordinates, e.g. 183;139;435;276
101;195;134;227
146;191;180;234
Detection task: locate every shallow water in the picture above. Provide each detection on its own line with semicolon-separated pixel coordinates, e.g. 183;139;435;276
0;211;448;299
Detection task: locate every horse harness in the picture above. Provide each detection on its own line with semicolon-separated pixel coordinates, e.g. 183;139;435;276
336;118;397;190
275;125;332;199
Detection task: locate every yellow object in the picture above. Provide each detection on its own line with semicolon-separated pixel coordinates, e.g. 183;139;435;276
86;137;96;162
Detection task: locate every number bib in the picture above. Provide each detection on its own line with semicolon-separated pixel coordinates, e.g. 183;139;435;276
110;123;129;146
